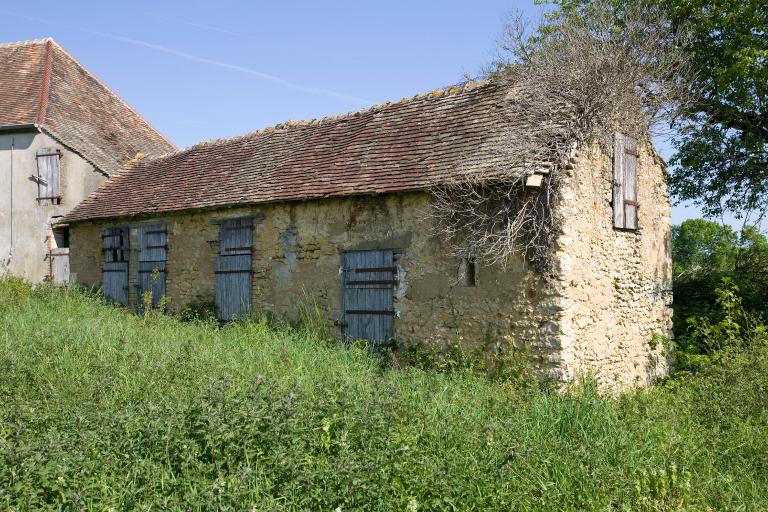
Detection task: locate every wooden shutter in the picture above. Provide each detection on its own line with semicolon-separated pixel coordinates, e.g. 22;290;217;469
137;224;168;309
50;249;70;284
613;134;639;230
215;218;253;321
102;227;129;305
341;250;396;343
36;148;61;204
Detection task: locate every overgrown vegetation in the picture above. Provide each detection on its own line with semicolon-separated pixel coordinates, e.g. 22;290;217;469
431;0;689;269
544;0;767;223
671;218;768;371
1;277;767;510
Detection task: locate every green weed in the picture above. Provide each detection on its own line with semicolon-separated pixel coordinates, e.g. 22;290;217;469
0;278;766;510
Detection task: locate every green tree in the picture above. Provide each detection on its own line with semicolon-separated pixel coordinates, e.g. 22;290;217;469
672;219;768;340
667;0;767;221
672;218;738;279
539;0;768;220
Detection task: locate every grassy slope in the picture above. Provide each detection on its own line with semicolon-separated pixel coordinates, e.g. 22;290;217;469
0;279;766;511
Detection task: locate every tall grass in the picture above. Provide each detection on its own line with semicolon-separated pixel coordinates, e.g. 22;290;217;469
1;278;766;510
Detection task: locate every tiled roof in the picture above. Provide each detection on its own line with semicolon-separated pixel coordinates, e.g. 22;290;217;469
66;80;517;223
0;38;175;173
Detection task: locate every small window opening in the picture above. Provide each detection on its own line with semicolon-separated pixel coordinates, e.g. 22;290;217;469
461;257;477;287
52;226;70;249
119;233;126;260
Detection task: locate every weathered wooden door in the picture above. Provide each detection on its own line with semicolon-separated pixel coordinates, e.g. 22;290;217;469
102;227;129;305
50;248;70;284
341;250;396;343
215;218;253;321
137;224;167;308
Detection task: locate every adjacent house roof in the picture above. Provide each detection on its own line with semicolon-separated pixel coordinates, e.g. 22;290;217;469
66;80;518;223
0;38;175;173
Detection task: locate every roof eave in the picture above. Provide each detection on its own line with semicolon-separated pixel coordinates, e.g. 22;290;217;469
0;123;114;176
63;188;434;225
0;123;41;133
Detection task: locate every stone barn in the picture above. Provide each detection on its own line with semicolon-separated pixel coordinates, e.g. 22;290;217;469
64;80;673;386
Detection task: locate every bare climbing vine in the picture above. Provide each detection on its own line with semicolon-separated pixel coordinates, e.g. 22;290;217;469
430;0;692;271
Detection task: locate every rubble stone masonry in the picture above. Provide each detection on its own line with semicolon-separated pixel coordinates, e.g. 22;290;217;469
70;141;672;387
547;142;673;387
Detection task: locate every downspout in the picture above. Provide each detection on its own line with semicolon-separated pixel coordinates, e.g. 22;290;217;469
48;218;53;282
5;137;13;268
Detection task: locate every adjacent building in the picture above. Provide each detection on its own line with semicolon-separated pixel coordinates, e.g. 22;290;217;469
64;80;673;386
0;39;174;282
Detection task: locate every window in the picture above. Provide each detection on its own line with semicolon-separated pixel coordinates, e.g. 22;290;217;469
460;256;477;287
612;134;639;230
51;226;70;249
36;148;62;205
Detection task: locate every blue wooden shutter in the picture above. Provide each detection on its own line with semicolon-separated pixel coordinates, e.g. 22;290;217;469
102;227;129;305
341;250;396;343
215;218;253;321
137;224;168;308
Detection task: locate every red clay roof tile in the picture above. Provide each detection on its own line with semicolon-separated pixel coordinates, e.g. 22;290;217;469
66;80;514;223
0;38;175;173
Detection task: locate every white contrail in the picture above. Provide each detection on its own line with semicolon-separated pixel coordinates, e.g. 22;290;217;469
1;11;371;105
143;13;246;38
85;29;371;104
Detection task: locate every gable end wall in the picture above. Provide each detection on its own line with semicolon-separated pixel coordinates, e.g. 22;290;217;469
548;141;673;387
0;130;106;282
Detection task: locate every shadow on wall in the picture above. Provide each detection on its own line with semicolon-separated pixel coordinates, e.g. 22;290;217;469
0;131;35;151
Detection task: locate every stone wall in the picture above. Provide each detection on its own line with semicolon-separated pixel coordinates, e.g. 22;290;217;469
549;141;673;387
71;193;549;359
69;221;102;285
69;142;673;387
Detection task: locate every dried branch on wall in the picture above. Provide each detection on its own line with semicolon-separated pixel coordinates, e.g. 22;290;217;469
430;0;692;272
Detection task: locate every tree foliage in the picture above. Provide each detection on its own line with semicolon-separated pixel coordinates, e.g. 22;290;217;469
541;0;768;221
676;278;767;371
668;0;768;221
431;0;688;269
671;218;739;278
671;219;768;346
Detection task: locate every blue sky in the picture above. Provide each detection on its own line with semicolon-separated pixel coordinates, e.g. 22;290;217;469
2;0;712;225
